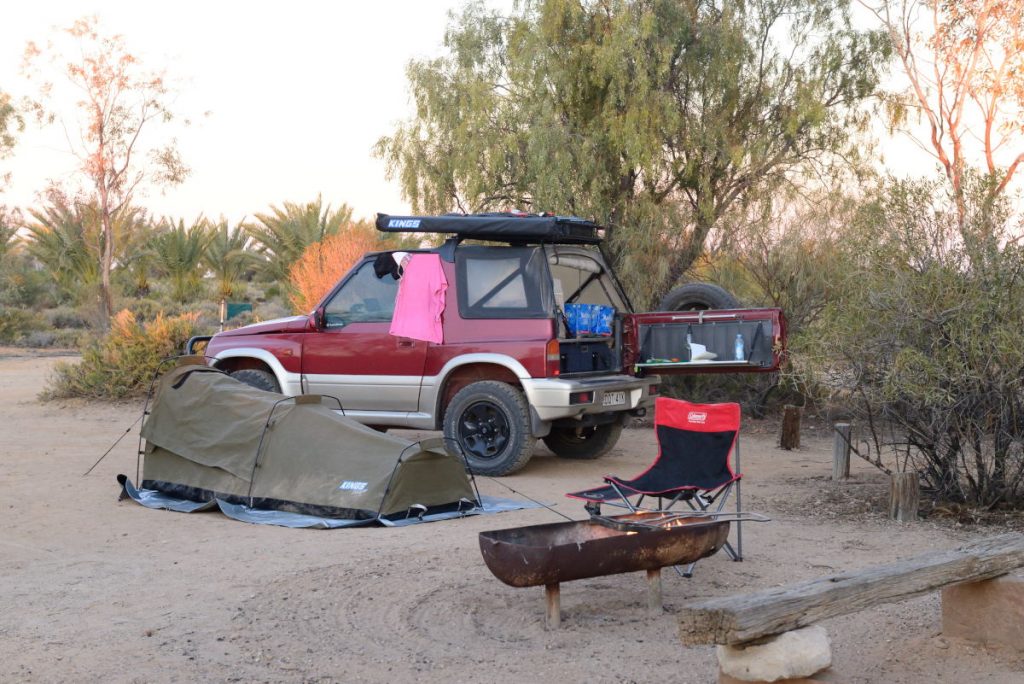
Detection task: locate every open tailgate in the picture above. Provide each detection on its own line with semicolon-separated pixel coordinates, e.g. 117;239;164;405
624;308;786;375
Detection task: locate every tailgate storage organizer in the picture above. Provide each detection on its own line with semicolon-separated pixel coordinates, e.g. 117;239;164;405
635;313;775;371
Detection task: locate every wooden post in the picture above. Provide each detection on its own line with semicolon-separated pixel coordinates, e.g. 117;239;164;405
889;472;920;522
545;583;561;629
832;423;851;480
780;405;801;450
647;568;663;613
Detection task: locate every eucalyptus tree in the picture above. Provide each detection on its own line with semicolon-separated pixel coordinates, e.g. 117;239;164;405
23;17;189;323
862;0;1024;217
244;196;354;282
377;0;889;304
0;89;22;188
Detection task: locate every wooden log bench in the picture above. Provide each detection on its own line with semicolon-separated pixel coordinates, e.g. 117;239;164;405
676;533;1024;683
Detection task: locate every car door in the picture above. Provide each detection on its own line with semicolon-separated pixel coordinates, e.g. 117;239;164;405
301;258;428;412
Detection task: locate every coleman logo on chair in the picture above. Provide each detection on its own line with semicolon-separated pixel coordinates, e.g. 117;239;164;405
687;411;708;424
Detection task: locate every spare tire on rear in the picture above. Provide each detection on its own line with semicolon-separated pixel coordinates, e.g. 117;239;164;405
658;282;740;311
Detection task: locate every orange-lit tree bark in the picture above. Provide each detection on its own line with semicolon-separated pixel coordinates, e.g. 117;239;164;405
23;16;188;324
863;0;1024;214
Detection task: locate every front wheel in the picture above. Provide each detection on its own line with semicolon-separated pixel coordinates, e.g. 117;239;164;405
543;419;624;460
229;368;281;393
443;381;536;476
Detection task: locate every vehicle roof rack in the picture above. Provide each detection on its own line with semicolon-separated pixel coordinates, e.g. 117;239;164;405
375;212;604;244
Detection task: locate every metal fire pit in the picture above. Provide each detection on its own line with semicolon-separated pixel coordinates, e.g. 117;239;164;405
479;511;730;628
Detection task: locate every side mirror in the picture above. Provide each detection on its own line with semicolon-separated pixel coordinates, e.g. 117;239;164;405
313;306;326;329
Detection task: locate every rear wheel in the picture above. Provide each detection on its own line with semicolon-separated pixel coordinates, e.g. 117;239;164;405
543;419;624;460
229;368;280;393
443;381;535;476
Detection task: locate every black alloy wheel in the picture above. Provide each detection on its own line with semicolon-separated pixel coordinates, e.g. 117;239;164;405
443;380;536;476
457;400;511;459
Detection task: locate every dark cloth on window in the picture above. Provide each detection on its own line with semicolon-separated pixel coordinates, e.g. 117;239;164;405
373;253;401;280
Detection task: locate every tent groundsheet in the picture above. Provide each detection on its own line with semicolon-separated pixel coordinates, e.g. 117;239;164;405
118;475;540;528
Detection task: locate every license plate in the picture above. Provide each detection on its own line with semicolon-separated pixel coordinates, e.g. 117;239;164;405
602;391;626;407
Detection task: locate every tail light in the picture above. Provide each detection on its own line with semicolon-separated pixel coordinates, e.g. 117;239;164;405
546;339;561;377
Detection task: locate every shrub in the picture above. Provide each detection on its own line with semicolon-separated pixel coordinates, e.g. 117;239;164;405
44;306;89;329
0;254;57;309
45;309;199;399
801;176;1024;509
0;307;46;344
288;226;379;313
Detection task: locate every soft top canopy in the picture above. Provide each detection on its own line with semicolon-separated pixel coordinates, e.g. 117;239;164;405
376;212;604;244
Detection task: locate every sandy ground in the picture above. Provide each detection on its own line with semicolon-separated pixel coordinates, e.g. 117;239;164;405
1;349;1022;684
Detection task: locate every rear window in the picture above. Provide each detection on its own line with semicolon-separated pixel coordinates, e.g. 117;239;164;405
455;246;552;319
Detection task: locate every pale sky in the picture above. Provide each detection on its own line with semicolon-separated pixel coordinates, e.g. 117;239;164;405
0;1;1002;227
0;1;514;224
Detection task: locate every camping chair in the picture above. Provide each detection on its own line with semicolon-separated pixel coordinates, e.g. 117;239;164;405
566;397;745;574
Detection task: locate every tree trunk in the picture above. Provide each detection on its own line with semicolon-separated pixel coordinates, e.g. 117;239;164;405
780;405;801;450
99;191;115;326
889;472;920;522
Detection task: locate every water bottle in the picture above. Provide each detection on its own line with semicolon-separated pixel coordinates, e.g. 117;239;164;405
734;333;745;361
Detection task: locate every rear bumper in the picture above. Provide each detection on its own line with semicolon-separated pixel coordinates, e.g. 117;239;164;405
521;374;659;422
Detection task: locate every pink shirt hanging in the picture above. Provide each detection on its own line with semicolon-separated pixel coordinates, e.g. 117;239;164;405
389;253;448;344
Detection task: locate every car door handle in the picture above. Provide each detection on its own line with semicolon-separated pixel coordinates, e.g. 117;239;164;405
397;339;415;348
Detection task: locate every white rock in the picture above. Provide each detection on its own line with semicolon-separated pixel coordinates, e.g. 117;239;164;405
717;625;832;682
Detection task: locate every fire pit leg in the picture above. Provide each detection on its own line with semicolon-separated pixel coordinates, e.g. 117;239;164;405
647;568;663;613
545;583;561;629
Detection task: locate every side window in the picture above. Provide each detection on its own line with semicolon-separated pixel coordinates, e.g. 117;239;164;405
322;261;399;326
456;246;552;319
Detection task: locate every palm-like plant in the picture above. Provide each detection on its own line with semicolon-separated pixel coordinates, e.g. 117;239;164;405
24;197;101;302
204;220;256;300
244;196;354;282
151;217;212;303
116;210;158;296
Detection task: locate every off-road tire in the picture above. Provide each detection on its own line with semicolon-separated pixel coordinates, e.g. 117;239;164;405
659;282;740;311
543;419;624;460
443;381;536;476
229;368;281;393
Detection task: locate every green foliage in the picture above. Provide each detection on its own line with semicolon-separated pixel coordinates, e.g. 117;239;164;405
801;174;1024;508
377;0;889;305
44;306;89;329
24;197;101;302
0;90;23;187
150;217;212;303
45;309;199;399
204;219;256;300
0;207;19;261
115;210;158;297
0;308;45;344
244;196;354;282
24;195;149;306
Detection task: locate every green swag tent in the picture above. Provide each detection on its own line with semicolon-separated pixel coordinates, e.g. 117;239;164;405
120;361;480;526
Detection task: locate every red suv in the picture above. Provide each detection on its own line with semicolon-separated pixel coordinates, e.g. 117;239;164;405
191;213;785;475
